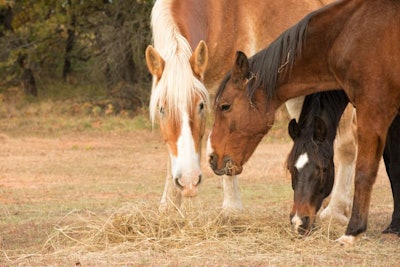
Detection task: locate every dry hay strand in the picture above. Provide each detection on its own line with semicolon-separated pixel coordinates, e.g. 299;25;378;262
42;201;349;255
7;202;400;266
43;201;278;252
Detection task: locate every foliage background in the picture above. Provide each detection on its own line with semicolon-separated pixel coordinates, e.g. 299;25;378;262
0;0;153;115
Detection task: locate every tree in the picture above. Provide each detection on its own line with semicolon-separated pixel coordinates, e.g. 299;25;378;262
0;0;153;109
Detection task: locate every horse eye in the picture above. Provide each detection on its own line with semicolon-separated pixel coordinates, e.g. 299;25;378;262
199;102;204;111
221;104;231;112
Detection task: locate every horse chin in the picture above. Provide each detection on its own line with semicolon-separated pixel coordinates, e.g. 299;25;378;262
292;226;310;236
210;158;243;176
212;168;227;176
292;222;315;236
210;165;243;176
225;164;243;176
224;159;243;176
290;211;316;236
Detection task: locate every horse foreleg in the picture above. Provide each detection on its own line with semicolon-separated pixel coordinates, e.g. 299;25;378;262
382;114;400;235
159;160;182;212
320;106;356;224
285;96;305;121
338;110;390;246
319;162;354;224
222;175;243;212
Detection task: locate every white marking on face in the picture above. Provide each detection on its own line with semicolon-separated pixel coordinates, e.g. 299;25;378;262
295;152;309;171
291;212;303;230
206;131;213;156
170;111;201;182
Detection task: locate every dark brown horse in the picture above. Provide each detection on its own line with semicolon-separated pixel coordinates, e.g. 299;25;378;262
287;90;349;234
287;90;400;237
208;0;400;245
145;0;324;211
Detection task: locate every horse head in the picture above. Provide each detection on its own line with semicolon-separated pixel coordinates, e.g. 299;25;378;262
146;41;209;198
207;51;278;176
287;116;335;234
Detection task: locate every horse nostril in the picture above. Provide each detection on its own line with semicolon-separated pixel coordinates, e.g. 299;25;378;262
174;177;184;189
196;175;202;186
209;153;217;164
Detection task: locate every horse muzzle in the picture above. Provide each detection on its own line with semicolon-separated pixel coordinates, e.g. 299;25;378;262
174;175;202;197
208;153;243;176
290;210;316;235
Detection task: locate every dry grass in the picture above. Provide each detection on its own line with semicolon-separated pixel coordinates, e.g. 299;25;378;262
4;201;400;266
0;102;400;266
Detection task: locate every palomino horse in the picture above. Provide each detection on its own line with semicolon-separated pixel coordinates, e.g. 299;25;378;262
208;0;400;245
145;0;324;210
287;90;400;235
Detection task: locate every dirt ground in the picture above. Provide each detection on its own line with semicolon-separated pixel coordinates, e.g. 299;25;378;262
0;115;399;266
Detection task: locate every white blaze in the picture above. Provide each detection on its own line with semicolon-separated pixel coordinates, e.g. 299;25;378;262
170;111;201;182
291;212;303;231
295;152;309;171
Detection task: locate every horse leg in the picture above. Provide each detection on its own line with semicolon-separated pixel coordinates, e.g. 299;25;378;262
159;159;182;212
338;108;392;245
320;106;356;224
222;175;243;212
285;96;305;121
382;114;400;235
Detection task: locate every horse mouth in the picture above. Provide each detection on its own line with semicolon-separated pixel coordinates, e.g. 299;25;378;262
224;159;242;175
174;175;202;198
290;214;316;236
210;159;242;176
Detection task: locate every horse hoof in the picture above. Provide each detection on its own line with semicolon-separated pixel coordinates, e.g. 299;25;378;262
382;225;400;236
336;235;357;246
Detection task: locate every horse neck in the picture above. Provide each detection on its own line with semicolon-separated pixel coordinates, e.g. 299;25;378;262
276;0;363;101
171;0;324;95
298;91;349;143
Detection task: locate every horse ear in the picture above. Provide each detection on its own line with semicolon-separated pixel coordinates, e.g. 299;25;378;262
190;40;208;79
313;116;327;142
145;45;165;79
288;119;300;140
232;51;250;83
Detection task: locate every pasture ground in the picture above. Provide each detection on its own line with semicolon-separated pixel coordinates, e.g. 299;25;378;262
0;100;399;266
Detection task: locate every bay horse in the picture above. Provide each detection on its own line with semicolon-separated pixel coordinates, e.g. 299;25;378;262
288;90;400;236
145;0;324;211
207;0;400;245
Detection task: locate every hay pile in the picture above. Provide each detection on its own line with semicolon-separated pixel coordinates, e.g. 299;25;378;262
7;200;400;266
37;201;346;263
44;201;289;251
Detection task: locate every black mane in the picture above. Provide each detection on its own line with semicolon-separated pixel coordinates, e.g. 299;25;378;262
287;90;349;173
247;13;313;99
216;11;315;103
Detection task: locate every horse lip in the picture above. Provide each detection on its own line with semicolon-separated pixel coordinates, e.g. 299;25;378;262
224;158;242;176
209;157;242;176
212;168;226;176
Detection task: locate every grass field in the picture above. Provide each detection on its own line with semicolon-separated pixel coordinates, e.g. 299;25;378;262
0;100;400;266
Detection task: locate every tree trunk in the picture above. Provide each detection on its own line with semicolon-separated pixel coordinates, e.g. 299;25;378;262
0;5;13;37
63;1;76;81
21;68;37;97
18;54;37;97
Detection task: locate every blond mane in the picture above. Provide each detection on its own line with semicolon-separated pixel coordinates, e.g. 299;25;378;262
149;0;209;124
